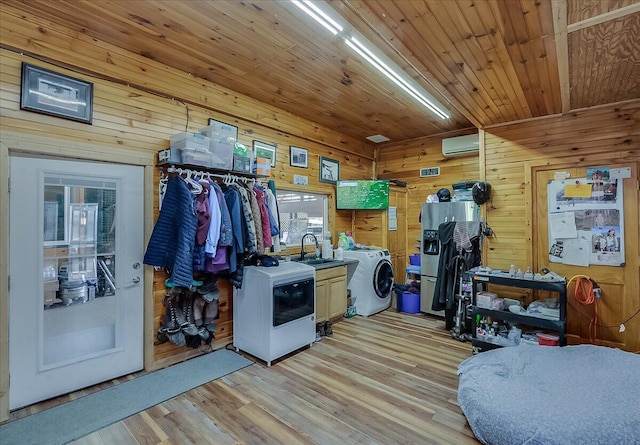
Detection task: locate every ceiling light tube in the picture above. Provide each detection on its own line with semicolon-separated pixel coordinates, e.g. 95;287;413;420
349;37;449;119
346;38;449;119
302;0;343;32
291;0;339;35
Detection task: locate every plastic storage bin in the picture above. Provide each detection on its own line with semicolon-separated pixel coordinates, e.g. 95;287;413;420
401;292;420;313
181;150;213;167
210;140;234;170
170;132;210;152
536;333;559;346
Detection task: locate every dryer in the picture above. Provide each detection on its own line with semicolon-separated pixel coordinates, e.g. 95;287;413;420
342;248;394;317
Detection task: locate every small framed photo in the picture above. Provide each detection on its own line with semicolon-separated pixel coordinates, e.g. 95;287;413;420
290;146;308;168
319;156;340;184
20;63;93;124
253;140;277;167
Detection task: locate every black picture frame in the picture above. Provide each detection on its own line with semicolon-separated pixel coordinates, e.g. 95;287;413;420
20;63;93;124
253;140;277;167
319;156;340;184
290;146;308;168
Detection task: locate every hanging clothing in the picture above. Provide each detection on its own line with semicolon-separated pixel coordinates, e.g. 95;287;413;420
235;185;257;255
242;183;263;254
211;182;233;247
223;184;247;288
204;179;221;256
144;176;197;287
432;221;482;330
265;187;281;252
253;185;272;250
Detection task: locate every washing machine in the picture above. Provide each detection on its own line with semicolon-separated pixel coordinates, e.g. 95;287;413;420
342;248;394;317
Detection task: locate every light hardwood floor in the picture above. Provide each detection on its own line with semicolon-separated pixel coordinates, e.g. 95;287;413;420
10;310;480;444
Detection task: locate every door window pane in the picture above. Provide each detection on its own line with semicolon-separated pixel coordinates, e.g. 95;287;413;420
42;178;118;367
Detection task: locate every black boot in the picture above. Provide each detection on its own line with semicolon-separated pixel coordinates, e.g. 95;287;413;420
325;321;333;337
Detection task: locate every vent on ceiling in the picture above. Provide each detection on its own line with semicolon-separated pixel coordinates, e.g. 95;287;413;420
366;134;390;143
442;133;479;157
420;167;440;177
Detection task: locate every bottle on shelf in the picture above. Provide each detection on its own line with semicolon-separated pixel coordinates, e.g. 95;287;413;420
509;264;516;277
345;231;355;250
338;232;348;250
322;231;333;259
524;267;534;280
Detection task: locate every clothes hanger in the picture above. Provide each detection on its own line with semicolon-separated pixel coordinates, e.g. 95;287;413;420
185;170;203;194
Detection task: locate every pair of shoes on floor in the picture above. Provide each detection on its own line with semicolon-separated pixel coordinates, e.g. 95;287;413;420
324;321;333;337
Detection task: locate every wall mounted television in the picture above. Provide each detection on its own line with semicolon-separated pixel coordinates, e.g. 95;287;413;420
336;180;389;210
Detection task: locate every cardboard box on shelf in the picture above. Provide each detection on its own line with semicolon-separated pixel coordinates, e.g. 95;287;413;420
255;156;271;176
476;291;498;309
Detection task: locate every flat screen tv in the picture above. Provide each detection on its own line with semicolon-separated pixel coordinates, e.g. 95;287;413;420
336;180;389;210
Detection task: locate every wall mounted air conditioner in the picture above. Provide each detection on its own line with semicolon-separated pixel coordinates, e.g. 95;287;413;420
442;133;479;157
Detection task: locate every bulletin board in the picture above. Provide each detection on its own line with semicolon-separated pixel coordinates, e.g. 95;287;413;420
547;167;626;267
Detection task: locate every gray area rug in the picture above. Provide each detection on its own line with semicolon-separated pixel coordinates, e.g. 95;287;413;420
0;348;253;445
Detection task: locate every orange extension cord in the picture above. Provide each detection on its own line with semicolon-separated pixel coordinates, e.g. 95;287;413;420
567;275;598;342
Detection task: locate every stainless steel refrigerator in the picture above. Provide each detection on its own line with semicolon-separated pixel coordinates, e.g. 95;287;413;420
420;202;479;315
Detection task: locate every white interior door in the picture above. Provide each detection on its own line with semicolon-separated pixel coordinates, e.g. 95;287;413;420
9;156;144;410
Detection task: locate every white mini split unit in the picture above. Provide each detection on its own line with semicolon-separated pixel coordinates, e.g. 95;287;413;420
442;133;480;157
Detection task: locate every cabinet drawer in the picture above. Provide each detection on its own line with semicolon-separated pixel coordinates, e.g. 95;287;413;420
316;265;346;281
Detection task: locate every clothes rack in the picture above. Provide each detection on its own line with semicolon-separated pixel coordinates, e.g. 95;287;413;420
166;165;257;185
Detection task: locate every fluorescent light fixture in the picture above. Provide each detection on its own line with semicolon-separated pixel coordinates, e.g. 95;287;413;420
289;0;450;120
347;37;449;120
291;0;342;34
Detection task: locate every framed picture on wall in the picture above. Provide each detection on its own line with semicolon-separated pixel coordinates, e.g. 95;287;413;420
253;140;277;167
290;146;308;168
319;156;340;184
20;63;94;124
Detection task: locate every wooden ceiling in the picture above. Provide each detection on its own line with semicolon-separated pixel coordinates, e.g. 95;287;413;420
1;0;638;144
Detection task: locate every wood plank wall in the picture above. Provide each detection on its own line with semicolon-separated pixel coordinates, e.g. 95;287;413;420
378;102;639;353
377;133;481;256
0;43;374;369
483;101;640;352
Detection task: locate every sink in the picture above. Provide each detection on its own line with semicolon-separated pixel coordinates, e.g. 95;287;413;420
293;257;336;265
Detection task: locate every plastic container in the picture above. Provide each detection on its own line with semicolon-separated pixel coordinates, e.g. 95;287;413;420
338;232;349;250
334;245;344;261
181;150;213;167
409;254;421;266
536;333;559;346
209;140;234;170
401;292;420;313
345;231;355;250
170;132;210;152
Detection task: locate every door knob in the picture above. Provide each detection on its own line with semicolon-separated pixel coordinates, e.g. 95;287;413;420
131;276;140;284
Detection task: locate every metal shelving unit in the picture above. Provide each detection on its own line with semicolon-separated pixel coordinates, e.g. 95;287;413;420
470;272;567;352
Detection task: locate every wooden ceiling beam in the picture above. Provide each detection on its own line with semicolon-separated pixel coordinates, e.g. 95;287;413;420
551;0;570;114
568;2;640;33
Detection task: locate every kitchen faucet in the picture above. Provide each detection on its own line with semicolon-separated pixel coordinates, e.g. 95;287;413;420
300;233;319;260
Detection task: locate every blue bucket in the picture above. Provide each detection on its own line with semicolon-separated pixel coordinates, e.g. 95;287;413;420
401;292;420;314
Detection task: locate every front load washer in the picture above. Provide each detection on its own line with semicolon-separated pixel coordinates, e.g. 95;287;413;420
342;248;394;316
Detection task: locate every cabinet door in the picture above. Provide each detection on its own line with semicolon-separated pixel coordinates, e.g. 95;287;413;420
315;280;328;323
327;276;347;320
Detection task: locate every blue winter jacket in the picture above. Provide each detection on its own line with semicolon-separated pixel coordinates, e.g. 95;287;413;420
144;176;197;287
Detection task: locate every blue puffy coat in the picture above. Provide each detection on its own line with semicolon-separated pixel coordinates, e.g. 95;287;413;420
144;176;197;287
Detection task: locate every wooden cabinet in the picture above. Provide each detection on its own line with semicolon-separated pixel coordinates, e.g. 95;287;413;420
315;265;347;323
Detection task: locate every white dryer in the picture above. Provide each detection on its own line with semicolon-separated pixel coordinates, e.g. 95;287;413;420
342;248;394;317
